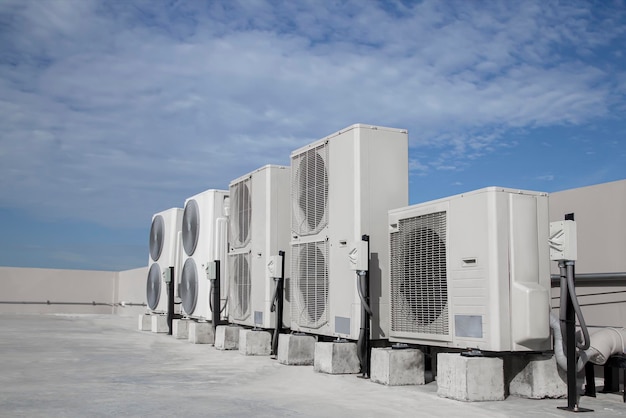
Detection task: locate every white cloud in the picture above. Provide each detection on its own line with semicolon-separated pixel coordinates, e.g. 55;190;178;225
0;0;624;228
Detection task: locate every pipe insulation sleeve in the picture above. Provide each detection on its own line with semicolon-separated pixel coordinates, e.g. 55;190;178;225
582;328;626;365
550;312;569;371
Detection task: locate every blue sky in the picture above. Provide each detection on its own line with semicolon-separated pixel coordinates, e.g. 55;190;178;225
1;0;625;271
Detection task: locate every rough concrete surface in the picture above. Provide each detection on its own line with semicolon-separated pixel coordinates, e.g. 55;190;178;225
437;353;505;401
151;314;168;333
370;347;425;386
278;334;316;365
314;341;360;374
507;354;567;399
215;325;240;350
172;318;189;339
188;320;214;344
1;314;625;417
239;329;271;356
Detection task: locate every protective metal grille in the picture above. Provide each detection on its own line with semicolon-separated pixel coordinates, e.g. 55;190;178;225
146;263;161;310
149;215;164;262
291;143;329;236
180;258;198;315
229;253;251;320
182;199;200;257
390;211;449;336
229;178;252;249
291;241;328;329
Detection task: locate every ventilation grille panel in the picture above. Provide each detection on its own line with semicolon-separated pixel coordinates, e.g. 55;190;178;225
291;143;329;236
146;263;161;310
230;178;252;249
149;215;165;261
229;253;251;320
182;199;200;256
180;258;198;314
390;211;449;336
291;241;328;329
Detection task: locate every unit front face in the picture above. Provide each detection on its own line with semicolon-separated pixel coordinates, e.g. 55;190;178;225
180;190;229;320
290;125;408;340
229;166;291;329
389;188;551;352
147;208;183;313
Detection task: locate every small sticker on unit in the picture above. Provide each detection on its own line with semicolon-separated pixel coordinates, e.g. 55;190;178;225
335;316;351;335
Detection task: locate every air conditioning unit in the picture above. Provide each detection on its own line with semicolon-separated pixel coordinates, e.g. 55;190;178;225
146;208;183;313
290;124;408;340
388;187;551;352
179;189;229;320
228;165;291;329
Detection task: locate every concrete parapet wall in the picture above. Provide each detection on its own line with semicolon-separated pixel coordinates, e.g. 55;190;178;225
0;266;147;315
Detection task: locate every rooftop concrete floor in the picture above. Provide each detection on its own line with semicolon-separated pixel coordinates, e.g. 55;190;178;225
1;314;625;417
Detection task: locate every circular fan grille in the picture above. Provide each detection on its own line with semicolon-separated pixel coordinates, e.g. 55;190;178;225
182;199;200;256
180;258;198;314
146;263;161;310
149;215;165;261
230;181;251;248
399;226;447;326
297;243;328;324
293;148;328;235
232;254;251;319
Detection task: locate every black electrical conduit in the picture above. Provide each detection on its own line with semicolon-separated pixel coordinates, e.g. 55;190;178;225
355;235;371;378
551;272;626;287
270;250;286;357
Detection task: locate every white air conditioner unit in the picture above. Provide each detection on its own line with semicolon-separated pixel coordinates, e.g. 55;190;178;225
179;189;229;320
290;124;408;340
146;208;183;313
388;187;551;352
228;165;291;329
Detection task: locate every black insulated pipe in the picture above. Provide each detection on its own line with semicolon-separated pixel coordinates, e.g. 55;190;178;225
167;266;175;335
271;250;286;357
212;260;222;336
557;212;592;413
356;234;371;379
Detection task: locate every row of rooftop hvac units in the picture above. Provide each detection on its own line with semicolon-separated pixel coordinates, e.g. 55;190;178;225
147;124;551;353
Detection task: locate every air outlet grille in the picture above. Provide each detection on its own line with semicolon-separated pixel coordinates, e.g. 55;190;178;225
291;143;329;236
230;178;252;249
229;253;251;320
390;211;449;336
291;241;328;329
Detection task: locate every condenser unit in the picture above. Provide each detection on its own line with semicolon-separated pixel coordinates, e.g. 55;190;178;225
146;208;183;313
179;189;229;320
228;165;291;329
388;187;551;352
290;124;408;340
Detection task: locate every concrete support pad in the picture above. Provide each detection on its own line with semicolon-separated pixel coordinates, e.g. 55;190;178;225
172;319;190;339
215;325;241;350
151;314;168;333
437;353;505;402
188;321;214;344
138;314;151;331
314;342;360;374
239;329;271;356
278;334;316;365
371;347;425;386
507;354;566;399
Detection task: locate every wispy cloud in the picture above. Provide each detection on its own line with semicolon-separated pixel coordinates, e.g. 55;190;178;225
0;0;624;231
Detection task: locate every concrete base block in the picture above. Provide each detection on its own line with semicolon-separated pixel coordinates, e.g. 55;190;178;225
239;329;271;355
188;321;214;344
313;342;360;374
172;319;190;339
507;354;566;399
437;353;505;401
215;325;241;350
151;314;168;333
278;334;316;365
371;347;425;386
138;314;151;331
